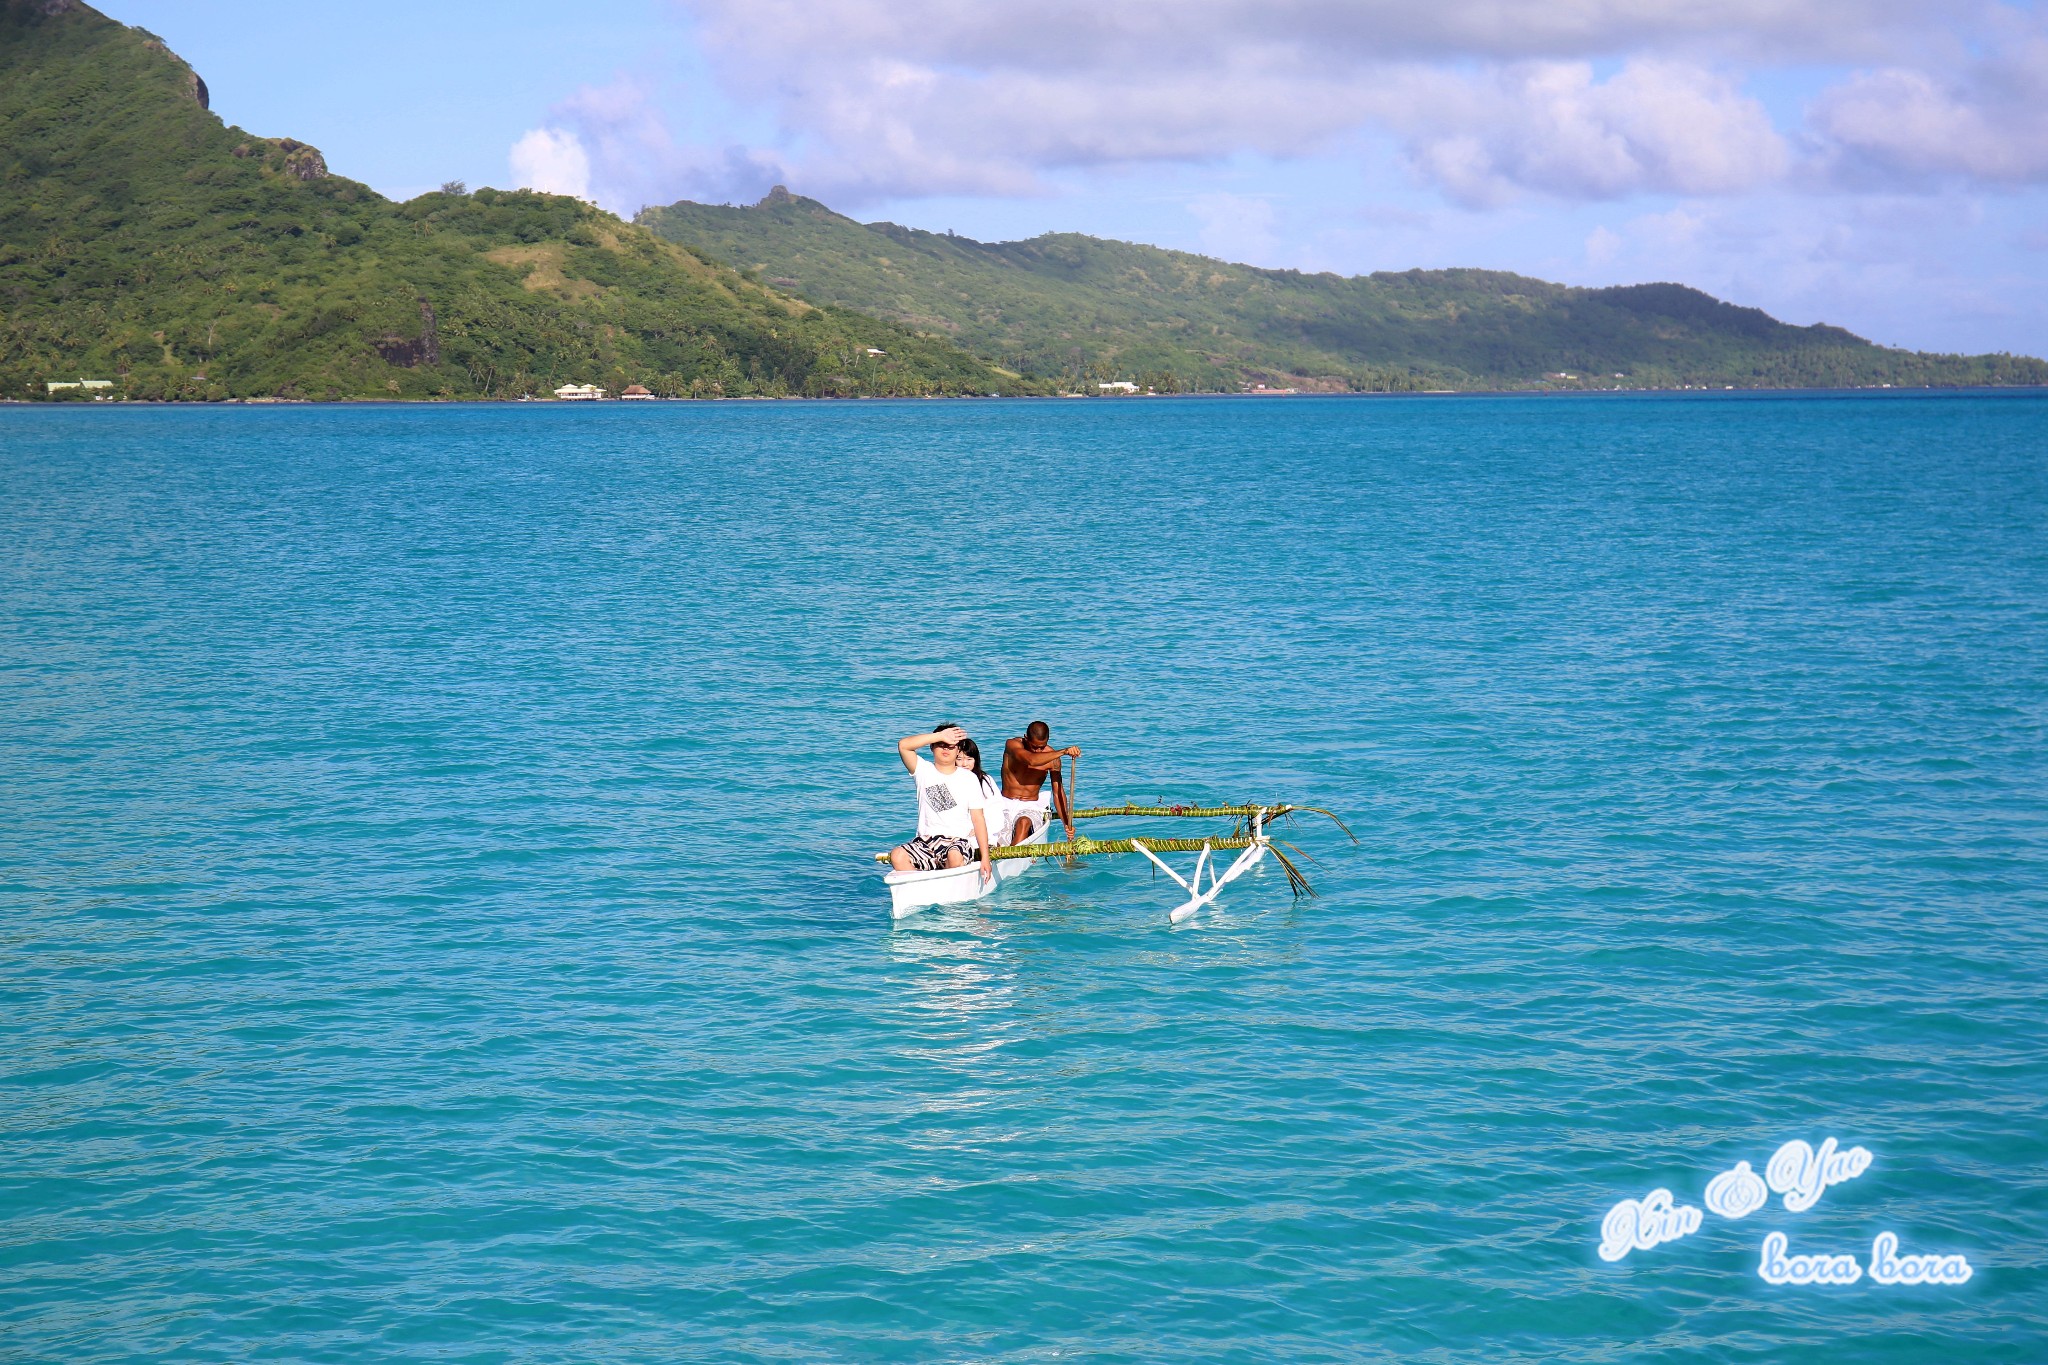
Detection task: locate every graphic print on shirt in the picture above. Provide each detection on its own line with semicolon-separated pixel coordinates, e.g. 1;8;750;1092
924;784;958;814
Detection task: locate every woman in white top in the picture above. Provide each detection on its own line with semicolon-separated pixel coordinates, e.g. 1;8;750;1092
955;738;1000;817
887;725;995;885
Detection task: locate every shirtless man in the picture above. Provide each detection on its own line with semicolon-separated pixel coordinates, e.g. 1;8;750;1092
998;721;1083;845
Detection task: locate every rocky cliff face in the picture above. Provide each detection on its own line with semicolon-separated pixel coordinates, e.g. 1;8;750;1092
227;136;329;182
376;297;441;368
276;138;326;181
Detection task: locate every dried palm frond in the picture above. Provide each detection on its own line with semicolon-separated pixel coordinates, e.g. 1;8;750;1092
1267;841;1315;898
1075;802;1272;819
876;836;1262;865
1072;803;1355;844
985;834;1260;862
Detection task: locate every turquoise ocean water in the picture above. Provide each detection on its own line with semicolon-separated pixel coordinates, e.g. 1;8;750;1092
3;394;2044;1362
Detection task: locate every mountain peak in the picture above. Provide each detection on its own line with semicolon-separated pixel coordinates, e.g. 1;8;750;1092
0;10;1017;399
759;185;797;207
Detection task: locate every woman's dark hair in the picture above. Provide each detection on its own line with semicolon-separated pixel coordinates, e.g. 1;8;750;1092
955;737;998;795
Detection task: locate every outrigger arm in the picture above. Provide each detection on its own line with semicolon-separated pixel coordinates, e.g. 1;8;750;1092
1130;809;1269;923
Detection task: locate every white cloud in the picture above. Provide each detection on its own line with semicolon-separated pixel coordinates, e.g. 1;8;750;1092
509;127;593;200
680;0;1960;76
1810;31;2048;184
563;53;1790;209
1391;60;1791;205
524;80;793;213
481;0;2044;218
640;0;1989;207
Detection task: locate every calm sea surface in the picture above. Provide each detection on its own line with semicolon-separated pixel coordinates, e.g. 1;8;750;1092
2;394;2044;1362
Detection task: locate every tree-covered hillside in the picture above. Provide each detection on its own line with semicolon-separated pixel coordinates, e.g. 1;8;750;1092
0;1;1022;400
644;189;2048;393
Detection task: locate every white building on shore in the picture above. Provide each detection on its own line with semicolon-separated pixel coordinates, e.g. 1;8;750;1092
553;383;605;401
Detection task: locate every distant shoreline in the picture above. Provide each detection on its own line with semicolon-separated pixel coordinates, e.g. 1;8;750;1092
6;385;2046;409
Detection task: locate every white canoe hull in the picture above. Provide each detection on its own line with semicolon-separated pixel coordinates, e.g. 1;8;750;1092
884;815;1056;919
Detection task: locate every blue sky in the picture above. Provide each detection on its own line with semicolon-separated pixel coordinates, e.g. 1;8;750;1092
105;1;2048;356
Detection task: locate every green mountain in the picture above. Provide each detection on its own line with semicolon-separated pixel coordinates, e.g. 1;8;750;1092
0;1;1021;400
643;189;2048;393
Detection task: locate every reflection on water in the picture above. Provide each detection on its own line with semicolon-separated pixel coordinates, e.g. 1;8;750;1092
887;909;1016;1048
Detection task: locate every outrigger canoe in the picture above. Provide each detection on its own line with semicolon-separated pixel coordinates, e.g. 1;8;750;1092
880;808;1060;918
877;803;1351;924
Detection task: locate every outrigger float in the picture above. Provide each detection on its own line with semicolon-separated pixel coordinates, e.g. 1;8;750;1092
877;802;1353;923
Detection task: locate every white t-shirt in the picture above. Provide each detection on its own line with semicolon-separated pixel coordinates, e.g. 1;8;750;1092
912;756;989;842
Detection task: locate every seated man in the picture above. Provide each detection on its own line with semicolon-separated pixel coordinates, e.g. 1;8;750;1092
887;724;994;886
998;720;1083;845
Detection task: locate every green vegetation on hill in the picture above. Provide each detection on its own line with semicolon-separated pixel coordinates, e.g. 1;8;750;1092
0;1;1021;400
643;189;2048;393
